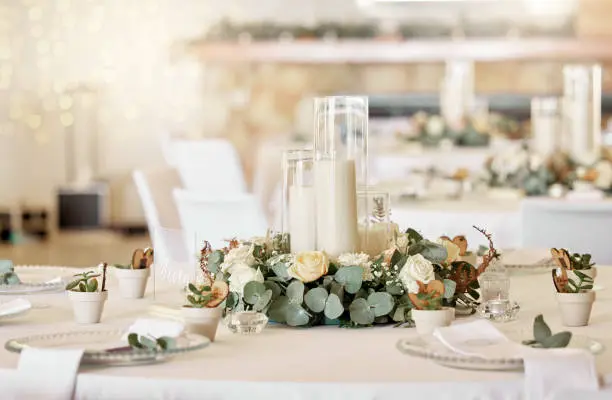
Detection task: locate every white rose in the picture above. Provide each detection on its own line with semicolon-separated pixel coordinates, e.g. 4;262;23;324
398;254;435;294
228;266;264;295
437;238;460;265
220;245;255;273
427;116;445;137
337;253;370;268
287;251;329;283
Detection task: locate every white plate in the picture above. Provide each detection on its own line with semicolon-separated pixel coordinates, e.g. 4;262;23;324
0;266;70;295
5;329;210;366
0;299;31;321
397;334;604;371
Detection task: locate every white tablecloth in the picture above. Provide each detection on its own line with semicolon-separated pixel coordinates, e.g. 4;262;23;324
1;265;612;399
391;197;521;249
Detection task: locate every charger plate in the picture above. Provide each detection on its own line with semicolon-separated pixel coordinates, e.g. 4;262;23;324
0;266;71;295
397;334;604;371
5;329;210;366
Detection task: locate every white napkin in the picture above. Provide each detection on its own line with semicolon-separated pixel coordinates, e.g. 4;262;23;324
523;347;600;400
433;320;521;359
433;320;600;399
0;299;31;317
121;318;185;341
16;347;84;400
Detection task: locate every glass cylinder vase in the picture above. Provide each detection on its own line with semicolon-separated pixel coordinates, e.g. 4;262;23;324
281;150;315;253
562;64;602;164
313;96;368;257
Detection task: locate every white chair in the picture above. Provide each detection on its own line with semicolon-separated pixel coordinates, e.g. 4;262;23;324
172;139;247;193
520;199;612;264
133;169;191;281
173;189;268;255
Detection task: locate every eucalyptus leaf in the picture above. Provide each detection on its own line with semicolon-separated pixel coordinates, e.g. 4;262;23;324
285;304;310;326
268;296;289;323
254;289;273;311
406;228;423;243
349;298;375;325
367;292;395;317
324;293;343;320
243;281;266;305
541;331;572;348
533;314;552;342
304;287;328;313
271;263;291;280
330;281;345;302
225;292;239;309
408;240;447;264
264;280;282;300
286;281;305;304
442;279;457;299
207;251;224;273
335;266;363;294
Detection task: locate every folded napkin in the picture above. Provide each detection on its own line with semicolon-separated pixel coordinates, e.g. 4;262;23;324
121;318;185;341
523;347;599;400
16;347;84;400
433;320;521;359
0;299;31;317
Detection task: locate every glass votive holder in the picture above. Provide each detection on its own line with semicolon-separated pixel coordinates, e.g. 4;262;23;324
477;263;519;322
224;311;269;335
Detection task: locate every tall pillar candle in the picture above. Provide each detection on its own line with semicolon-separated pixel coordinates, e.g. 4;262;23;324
314;159;358;257
288;185;315;252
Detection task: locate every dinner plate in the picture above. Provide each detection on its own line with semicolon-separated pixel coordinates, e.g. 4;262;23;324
0;266;71;295
5;329;210;366
397;334;604;371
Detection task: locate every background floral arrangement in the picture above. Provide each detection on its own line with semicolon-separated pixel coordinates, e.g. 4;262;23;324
198;227;498;327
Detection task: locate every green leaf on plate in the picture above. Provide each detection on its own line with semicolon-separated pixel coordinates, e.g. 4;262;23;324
533;314;552;342
541;331;572;348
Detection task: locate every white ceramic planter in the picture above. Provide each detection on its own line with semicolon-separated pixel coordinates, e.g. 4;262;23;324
115;268;150;299
181;306;222;342
556;291;595;327
68;290;108;324
412;308;452;335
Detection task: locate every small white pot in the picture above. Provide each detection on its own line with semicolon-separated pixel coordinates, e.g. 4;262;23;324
115;268;150;299
412;308;452;335
67;290;108;324
556;291;595;327
181;306;222;342
458;252;477;266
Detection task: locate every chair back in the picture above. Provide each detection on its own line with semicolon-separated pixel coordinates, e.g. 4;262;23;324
173;139;247;193
521;199;612;264
173;189;268;255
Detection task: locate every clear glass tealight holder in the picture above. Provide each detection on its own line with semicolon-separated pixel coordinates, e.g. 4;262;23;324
224;311;269;335
477;261;519;322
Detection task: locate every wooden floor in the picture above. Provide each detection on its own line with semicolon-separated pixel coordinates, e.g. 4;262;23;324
0;231;151;267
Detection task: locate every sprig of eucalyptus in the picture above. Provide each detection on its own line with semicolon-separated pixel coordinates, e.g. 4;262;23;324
127;333;176;351
522;314;572;348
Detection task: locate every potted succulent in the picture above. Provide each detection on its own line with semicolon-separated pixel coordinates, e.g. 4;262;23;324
408;279;455;335
569;251;597;281
181;243;229;341
551;248;595;327
65;264;108;324
114;248;153;299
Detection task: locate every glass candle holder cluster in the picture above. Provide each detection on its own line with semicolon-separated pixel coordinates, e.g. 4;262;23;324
280;96;393;257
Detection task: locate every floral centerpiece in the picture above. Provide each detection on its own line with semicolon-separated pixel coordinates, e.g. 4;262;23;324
198;227;499;328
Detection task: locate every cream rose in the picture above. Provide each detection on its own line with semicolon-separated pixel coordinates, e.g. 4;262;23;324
437;238;460;265
287;251;329;283
228;265;263;295
398;254;435;294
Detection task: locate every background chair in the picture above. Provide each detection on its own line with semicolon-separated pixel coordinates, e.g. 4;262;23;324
172;139;247;193
173;188;268;256
520;198;612;264
133;169;192;283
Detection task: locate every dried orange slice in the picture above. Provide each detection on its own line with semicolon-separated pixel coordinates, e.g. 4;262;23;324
206;281;229;308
